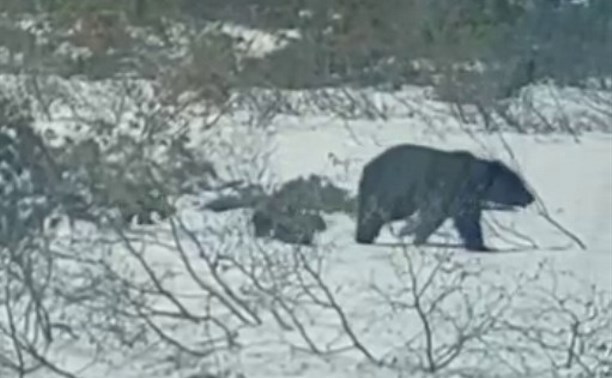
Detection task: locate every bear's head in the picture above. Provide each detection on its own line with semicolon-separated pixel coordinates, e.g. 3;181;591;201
480;160;535;208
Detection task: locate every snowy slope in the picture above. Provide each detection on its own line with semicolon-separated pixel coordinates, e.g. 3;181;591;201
195;113;612;378
271;115;612;283
9;81;610;378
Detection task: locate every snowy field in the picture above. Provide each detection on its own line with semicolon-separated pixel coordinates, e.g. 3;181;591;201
213;113;612;378
2;78;610;378
272;115;612;275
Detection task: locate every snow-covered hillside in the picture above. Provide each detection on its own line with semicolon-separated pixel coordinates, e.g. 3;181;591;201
1;76;609;378
209;112;612;378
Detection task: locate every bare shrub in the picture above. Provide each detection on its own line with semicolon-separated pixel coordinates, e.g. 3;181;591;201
367;247;529;375
496;262;612;377
160;30;238;108
359;247;611;377
0;46;279;375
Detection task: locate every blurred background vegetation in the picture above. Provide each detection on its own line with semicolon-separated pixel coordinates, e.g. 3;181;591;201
0;0;609;91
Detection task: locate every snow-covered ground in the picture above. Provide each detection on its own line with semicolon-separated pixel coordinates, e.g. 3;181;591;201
220;114;612;377
271;114;612;278
2;77;610;377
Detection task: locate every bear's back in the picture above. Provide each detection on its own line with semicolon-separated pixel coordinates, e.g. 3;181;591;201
360;144;479;199
362;144;475;177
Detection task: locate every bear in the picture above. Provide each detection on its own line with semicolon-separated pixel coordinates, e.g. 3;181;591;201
355;143;535;251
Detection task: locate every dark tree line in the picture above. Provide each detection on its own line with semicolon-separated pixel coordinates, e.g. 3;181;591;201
0;0;608;89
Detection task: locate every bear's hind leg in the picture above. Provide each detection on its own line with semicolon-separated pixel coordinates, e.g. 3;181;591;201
412;212;446;246
452;208;489;251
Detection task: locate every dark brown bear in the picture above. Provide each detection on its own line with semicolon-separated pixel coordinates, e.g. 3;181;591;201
355;144;534;251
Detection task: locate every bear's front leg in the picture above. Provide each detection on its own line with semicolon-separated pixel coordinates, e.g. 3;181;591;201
452;208;490;251
412;213;446;245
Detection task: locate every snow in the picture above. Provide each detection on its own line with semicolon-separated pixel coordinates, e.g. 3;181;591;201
0;73;610;377
203;22;301;58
